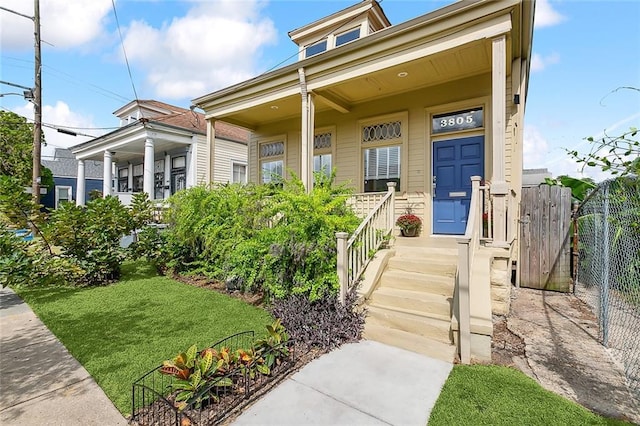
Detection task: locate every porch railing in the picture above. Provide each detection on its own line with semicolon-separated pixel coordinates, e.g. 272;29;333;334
347;192;388;219
336;182;396;303
456;176;485;364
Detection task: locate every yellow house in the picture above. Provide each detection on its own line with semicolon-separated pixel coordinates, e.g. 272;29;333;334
193;0;535;363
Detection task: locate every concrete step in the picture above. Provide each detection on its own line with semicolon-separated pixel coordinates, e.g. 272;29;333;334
369;287;452;317
366;305;452;344
387;256;457;276
378;269;454;296
363;323;456;363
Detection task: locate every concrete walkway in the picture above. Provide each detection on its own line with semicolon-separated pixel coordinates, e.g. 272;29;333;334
0;287;126;426
233;340;453;425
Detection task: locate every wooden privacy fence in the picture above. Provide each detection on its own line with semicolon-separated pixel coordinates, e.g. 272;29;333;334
519;184;572;291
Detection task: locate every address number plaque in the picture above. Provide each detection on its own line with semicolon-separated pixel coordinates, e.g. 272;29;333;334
432;108;483;134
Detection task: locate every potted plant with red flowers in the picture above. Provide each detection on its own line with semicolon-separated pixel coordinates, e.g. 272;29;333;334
396;212;422;237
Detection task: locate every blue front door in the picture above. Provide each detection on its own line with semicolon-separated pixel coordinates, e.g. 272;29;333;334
432;136;484;235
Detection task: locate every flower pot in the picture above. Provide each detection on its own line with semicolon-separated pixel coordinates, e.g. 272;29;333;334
401;228;417;237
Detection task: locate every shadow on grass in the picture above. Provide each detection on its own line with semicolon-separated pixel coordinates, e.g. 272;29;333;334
119;261;159;281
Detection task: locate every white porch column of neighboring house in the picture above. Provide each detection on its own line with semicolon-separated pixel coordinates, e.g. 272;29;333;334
491;34;508;247
103;151;113;197
207;120;216;184
164;152;171;199
187;138;196;188
76;159;85;206
143;137;155;199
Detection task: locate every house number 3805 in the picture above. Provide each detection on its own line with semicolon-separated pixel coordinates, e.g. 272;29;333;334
440;115;474;127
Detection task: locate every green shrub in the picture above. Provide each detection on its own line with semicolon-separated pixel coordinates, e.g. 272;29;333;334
44;196;133;284
151;175;360;301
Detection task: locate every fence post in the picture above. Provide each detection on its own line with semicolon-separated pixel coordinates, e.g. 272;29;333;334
336;232;349;305
601;184;610;346
387;182;396;233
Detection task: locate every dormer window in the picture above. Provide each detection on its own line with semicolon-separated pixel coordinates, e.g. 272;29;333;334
335;27;360;47
305;39;327;57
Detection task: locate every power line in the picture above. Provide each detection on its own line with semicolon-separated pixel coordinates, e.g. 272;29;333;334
111;0;139;102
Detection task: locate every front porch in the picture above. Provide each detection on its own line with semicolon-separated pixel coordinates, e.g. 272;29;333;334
340;178;516;363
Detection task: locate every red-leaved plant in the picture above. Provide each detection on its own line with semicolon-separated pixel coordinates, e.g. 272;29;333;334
396;214;422;232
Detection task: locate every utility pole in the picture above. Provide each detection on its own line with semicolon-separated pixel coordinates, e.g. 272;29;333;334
32;0;42;205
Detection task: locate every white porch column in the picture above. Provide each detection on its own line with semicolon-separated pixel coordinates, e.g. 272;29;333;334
164;153;171;199
298;68;314;192
102;151;112;197
76;159;85;206
307;93;315;191
491;34;508;246
143;137;155;199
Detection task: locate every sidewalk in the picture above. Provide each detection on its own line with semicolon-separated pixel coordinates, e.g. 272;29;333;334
233;340;453;425
0;287;126;426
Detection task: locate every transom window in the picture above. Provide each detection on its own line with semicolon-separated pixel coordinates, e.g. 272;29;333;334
362;121;402;143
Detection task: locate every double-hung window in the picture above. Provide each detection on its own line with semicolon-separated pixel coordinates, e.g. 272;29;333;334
361;116;405;192
259;140;285;184
118;167;129;192
313;131;333;179
132;164;143;192
232;162;247;184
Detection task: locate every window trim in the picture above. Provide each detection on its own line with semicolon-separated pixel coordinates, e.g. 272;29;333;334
335;27;360;47
358;112;408;193
304;38;328;58
313;126;336;178
55;185;73;208
258;134;287;184
231;160;248;184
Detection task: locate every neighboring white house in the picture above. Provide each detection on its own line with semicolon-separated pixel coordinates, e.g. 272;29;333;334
70;100;249;205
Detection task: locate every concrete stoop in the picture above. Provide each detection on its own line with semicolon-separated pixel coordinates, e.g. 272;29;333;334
363;237;458;363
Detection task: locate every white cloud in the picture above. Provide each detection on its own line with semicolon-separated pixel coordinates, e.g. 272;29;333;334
530;52;560;72
12;101;97;158
523;124;551;170
0;0;112;50
120;0;277;99
534;0;566;28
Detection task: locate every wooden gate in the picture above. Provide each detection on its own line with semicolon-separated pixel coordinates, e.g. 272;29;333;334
519;184;572;291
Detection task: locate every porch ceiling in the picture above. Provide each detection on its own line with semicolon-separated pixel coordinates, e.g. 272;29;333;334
216;39;494;129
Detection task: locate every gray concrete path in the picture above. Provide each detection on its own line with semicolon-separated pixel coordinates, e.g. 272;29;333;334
233;340;453;425
0;287;126;426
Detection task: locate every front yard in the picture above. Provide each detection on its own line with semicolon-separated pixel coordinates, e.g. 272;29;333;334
13;261;273;415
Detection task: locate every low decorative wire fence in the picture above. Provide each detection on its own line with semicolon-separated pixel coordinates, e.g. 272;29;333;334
131;331;297;426
574;177;640;400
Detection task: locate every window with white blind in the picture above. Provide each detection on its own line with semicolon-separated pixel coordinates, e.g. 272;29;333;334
363;146;400;192
132;164;143;192
360;116;405;192
55;186;72;208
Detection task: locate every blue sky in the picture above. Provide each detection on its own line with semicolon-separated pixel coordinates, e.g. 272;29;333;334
1;0;639;181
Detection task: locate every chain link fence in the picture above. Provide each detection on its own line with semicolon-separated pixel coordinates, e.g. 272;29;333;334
574;176;640;400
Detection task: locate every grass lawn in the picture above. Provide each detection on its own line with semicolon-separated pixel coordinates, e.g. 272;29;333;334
13;261;273;416
429;365;632;426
